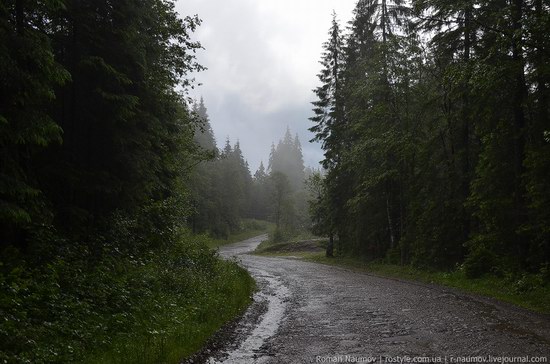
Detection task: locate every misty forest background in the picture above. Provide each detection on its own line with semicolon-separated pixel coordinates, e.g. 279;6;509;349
1;0;550;362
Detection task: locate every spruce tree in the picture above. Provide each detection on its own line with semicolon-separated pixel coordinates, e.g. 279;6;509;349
0;0;70;247
309;11;346;169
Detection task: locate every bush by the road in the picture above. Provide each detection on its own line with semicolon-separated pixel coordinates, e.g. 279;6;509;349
0;224;254;363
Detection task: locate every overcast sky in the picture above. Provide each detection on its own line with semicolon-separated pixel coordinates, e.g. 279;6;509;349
175;0;357;173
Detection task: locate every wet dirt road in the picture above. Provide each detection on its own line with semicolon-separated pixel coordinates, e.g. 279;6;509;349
206;235;550;364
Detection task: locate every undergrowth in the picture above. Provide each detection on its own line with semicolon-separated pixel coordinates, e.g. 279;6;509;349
0;221;254;363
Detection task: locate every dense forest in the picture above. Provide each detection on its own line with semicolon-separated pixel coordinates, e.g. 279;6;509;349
309;0;550;278
0;1;268;362
0;1;314;360
3;0;549;361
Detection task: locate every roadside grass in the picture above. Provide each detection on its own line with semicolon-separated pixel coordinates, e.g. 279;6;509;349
207;219;274;249
86;258;254;364
88;220;272;363
0;230;255;364
254;239;550;314
254;238;325;256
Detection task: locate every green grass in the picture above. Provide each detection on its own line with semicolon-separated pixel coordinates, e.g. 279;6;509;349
86;259;255;364
0;231;256;364
254;239;325;256
87;227;262;363
206;219;274;249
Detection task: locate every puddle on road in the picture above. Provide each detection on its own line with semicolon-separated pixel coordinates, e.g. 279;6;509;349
217;234;267;258
208;235;289;364
207;267;289;364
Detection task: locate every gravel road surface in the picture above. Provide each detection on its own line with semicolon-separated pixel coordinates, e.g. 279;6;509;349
204;235;550;364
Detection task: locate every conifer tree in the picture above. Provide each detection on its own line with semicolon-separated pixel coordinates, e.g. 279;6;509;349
268;127;306;192
0;0;70;247
193;97;216;151
309;11;346;169
309;1;550;275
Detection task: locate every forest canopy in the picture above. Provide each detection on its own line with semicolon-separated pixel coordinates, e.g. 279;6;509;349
309;0;550;278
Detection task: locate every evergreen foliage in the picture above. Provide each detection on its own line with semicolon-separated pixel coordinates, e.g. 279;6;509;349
268;127;306;191
310;2;550;278
0;2;255;362
187;100;254;238
263;128;310;238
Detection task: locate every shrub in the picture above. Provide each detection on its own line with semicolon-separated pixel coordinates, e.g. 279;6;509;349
463;242;498;278
0;209;254;363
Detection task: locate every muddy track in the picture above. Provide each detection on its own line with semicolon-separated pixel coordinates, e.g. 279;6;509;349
201;235;550;364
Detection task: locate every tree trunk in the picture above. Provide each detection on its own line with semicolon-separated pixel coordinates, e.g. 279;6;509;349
386;191;395;250
510;0;528;260
15;0;24;34
460;4;472;249
326;233;334;257
534;0;548;129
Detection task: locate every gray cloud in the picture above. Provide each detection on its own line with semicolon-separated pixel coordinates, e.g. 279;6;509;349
176;0;356;172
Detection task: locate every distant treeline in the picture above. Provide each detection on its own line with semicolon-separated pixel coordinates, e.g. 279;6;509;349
190;98;314;241
309;0;550;277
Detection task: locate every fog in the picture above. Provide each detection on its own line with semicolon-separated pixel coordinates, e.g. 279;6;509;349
175;0;357;173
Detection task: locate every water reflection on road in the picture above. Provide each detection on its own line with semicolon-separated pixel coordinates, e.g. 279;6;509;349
208;235;289;364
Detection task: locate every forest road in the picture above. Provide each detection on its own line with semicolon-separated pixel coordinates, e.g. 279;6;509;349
206;235;550;364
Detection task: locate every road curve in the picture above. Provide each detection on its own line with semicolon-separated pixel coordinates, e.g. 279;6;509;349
207;235;550;364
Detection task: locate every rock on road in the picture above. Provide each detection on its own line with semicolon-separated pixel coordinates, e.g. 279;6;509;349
206;235;550;364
